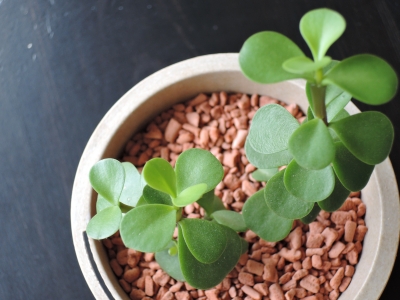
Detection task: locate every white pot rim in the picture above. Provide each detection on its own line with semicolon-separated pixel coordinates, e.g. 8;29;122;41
71;53;400;300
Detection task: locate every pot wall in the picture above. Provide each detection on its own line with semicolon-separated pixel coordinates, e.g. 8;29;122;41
71;53;399;300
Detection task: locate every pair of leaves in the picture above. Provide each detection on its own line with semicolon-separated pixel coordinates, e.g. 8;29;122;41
239;8;344;83
87;159;142;239
143;149;224;207
178;220;242;289
155;217;247;286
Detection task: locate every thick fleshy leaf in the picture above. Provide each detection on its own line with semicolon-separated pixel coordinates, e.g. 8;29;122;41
179;218;227;264
142;158;177;197
329;111;394;165
175;149;223;194
142;185;173;206
306;106;314;123
265;170;314;218
212;210;248;232
89;159;125;205
300;8;346;60
283;56;331;74
155;241;185;282
324;54;398;104
325;89;352;122
284;160;335;202
288;118;335;170
178;223;241;289
239;31;305;83
96;194;113;213
120;204;176;252
300;203;321;224
86;206;122;240
245;140;293;169
240;238;249;254
243;189;293;242
248;104;300;154
136;196;147;207
251;168;279;182
332;142;374;191
318;174;350;212
119;203;134;214
119;162;142;207
331;109;350;122
197;190;226;216
173;183;208;207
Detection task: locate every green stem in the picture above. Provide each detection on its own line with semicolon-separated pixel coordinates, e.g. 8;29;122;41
310;83;327;124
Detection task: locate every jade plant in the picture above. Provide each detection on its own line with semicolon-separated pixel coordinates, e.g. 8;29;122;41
86;148;248;289
240;8;397;241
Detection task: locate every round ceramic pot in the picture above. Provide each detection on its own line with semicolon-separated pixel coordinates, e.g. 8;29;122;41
71;53;399;300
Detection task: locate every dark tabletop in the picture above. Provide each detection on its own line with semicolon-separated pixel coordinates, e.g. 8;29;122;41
0;1;399;299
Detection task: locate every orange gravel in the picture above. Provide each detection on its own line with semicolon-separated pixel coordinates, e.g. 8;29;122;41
102;92;367;300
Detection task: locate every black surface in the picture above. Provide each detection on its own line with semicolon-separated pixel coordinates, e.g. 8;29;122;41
0;1;398;299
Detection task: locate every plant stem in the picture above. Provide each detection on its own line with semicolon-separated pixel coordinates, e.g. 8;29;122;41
310;83;327;124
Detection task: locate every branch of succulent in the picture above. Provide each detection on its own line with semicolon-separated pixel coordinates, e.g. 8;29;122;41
86;148;249;289
239;8;397;239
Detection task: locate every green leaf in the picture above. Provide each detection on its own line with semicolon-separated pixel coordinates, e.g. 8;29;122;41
119;203;134;214
86;206;122;240
288;118;335;170
142;158;177;197
143;185;173;206
239;31;305;83
178;223;241;289
330;109;350;122
332;142;374;191
284;160;335;202
155;241;185;282
245;140;293;169
173;183;208;207
179;219;227;264
283;56;331;74
136;196;147;207
96;194;113;213
119;162;142;207
318;173;350;212
251;168;279;182
243;189;293;242
300;8;346;60
329;111;394;165
120;204;176;252
306;106;314;122
89;159;125;205
265;169;314;218
324;54;398;104
300;203;321;224
197;190;226;216
175;149;224;194
211;210;248;232
240;238;249;254
248;104;300;155
325;88;352;123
